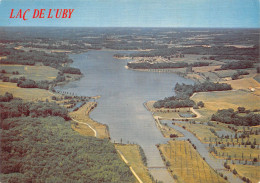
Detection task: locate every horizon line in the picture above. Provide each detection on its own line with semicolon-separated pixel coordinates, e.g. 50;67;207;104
0;26;259;29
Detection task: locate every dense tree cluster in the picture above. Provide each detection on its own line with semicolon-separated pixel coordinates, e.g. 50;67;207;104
127;62;188;69
217;61;254;70
0;117;134;183
0;96;135;182
0;48;73;69
175;82;232;97
130;45;259;61
127;61;209;69
154;82;231;109
211;108;260;126
154;98;195;108
0;96;70;121
60;67;82;75
231;70;249;80
106;41;167;50
0;92;13;102
4;76;50;90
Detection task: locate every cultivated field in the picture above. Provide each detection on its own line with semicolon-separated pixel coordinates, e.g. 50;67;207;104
229;164;260;183
222;77;260;95
0;64;59;81
214;146;260;162
192;90;260;115
115;144;154;183
0;81;54;101
158;140;227;183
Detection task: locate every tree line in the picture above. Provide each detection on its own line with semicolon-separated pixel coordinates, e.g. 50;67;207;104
154;82;231;109
211;108;260;126
0;95;135;182
127;61;209;69
0;47;81;75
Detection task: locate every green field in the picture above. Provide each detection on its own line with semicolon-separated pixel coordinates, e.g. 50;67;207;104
1;64;59;81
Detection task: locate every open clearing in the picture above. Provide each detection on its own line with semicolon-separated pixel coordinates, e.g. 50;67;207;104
230;164;260;183
115;144;154;183
192;90;260;116
0;81;54;101
159;140;227;183
0;64;59;81
69;102;110;139
222;77;260;95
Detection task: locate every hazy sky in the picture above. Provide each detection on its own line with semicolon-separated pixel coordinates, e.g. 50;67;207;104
0;0;259;27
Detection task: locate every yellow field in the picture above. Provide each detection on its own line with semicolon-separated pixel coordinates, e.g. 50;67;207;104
115;144;154;183
222;77;260;95
192;90;260;114
159;141;227;183
0;81;54;101
229;164;260;183
0;64;58;81
214;147;260;161
69;102;110;139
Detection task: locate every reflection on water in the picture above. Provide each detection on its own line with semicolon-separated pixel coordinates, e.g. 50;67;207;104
56;50;194;182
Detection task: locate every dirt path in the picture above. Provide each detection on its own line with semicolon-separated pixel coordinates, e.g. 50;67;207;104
71;118;97;137
70;102;110;139
116;150;144;183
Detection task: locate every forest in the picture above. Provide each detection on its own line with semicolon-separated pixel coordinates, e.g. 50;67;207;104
0;93;69;120
3;76;50;90
127;61;209;70
0;94;135;183
0;47;75;71
129;45;259;61
211;108;260;126
217;60;254;70
154;82;232;109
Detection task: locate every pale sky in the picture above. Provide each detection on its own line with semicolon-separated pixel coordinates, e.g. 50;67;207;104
0;0;259;27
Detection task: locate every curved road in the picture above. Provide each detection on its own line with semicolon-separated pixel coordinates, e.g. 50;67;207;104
162;120;243;183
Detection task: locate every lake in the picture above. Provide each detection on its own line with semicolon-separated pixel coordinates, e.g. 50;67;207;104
56;50;194;182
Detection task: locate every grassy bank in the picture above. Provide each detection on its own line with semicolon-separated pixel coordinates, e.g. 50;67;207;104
115;144;154;183
70;102;110;139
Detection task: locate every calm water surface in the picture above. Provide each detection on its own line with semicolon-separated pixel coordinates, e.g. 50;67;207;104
57;50;194;182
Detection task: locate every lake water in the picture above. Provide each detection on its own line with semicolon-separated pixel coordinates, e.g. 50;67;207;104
56;50;194;182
